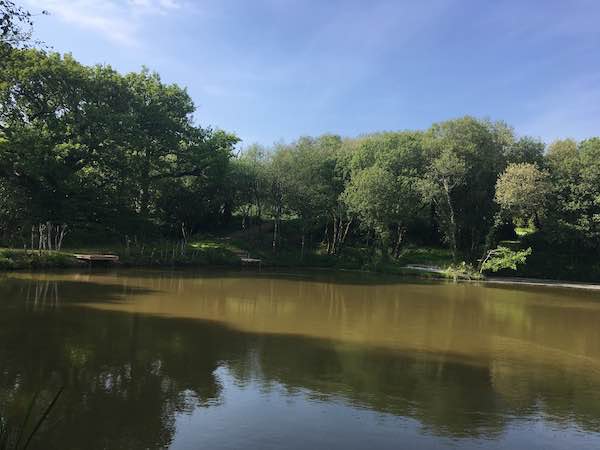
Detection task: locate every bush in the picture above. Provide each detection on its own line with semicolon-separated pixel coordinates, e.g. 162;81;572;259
0;256;15;269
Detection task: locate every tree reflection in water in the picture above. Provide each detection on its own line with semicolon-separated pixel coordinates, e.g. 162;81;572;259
0;274;599;449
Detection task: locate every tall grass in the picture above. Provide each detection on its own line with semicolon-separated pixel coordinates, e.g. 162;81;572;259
0;387;63;450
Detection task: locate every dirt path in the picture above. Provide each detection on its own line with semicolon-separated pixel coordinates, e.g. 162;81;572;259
402;264;446;274
483;277;600;291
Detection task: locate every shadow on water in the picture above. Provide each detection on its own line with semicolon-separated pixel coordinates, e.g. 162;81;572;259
1;275;600;449
26;266;447;286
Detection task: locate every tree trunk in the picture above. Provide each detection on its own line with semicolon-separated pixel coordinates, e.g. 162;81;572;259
272;217;278;253
241;205;250;231
57;224;67;251
323;221;330;255
140;181;150;218
379;226;392;261
140;150;152;224
393;224;405;259
533;211;541;230
47;222;52;251
255;186;262;233
479;212;503;271
443;180;458;262
338;218;352;254
332;217;339;255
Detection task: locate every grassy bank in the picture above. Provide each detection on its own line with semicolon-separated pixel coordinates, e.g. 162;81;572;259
0;241;240;271
0;240;479;280
1;219;534;281
0;248;83;270
4;216;596;282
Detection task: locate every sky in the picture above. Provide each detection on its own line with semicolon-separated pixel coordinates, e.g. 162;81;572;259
23;0;600;147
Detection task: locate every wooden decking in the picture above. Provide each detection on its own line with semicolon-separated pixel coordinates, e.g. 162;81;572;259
241;257;262;264
73;254;119;262
235;251;262;268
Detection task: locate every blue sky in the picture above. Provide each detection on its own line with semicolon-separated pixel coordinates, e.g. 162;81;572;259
25;0;600;147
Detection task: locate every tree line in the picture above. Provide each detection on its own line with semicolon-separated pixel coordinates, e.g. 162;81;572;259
231;129;599;266
0;48;239;246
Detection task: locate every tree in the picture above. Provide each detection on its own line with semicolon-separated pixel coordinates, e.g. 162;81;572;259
1;0;34;47
154;153;232;235
420;117;511;262
263;135;347;256
343;166;413;258
230;156;259;231
124;70;238;221
0;50;134;237
266;147;287;252
0;178;28;245
315;135;349;256
575;138;600;244
342;131;425;256
244;145;269;224
495;163;550;225
546;139;580;177
503;137;545;166
232;144;270;231
544;138;600;249
479;246;532;273
0;49;238;244
419;149;467;262
281;137;343;257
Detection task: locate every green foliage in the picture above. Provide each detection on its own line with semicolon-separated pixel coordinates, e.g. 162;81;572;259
514;225;536;237
543;138;600;249
495;163;550;221
503;136;545;165
230;144;270;226
337;132;426;258
0;255;13;269
0;249;79;269
0;0;42;50
444;262;483;280
419;117;512;261
480;246;532;273
343;165;397;228
0;49;238;244
396;247;453;267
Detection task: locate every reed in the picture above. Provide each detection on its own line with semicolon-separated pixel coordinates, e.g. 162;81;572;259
0;387;63;450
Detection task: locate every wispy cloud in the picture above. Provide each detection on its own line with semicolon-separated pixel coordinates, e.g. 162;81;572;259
25;0;184;46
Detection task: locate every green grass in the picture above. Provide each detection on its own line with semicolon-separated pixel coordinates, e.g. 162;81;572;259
0;239;245;271
116;240;240;267
395;247;454;267
0;242;481;281
0;248;81;270
0;234;472;281
515;225;536;237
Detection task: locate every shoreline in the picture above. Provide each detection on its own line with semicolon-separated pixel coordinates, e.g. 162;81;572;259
402;264;600;291
2;258;600;292
482;277;600;291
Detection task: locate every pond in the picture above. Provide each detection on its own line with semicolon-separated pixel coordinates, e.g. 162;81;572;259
1;270;600;449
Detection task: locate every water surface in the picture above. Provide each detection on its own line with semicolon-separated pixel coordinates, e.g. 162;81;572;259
1;270;600;449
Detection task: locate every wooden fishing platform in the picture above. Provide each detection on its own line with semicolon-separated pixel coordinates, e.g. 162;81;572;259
236;251;262;269
73;254;119;264
241;257;262;264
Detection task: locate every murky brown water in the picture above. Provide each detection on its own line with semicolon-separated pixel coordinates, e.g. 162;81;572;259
1;269;600;449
